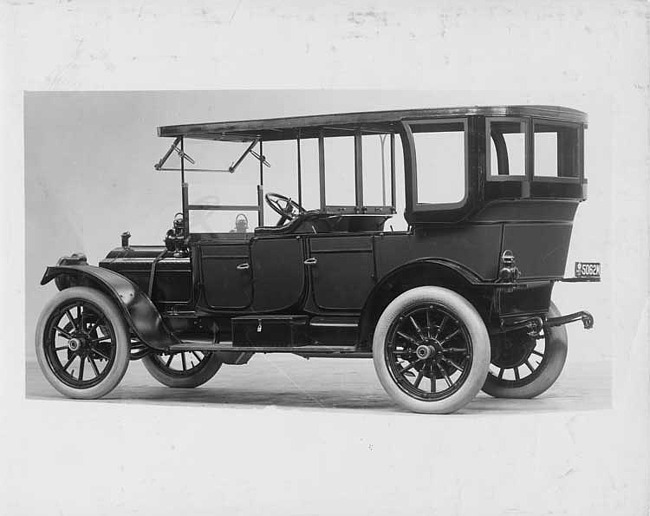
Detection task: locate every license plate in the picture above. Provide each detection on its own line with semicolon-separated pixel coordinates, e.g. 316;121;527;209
575;262;601;279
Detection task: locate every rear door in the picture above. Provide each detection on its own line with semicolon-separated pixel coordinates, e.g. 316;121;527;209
250;236;305;311
307;235;375;311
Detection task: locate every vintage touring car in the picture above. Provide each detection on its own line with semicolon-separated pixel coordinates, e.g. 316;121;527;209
35;105;600;413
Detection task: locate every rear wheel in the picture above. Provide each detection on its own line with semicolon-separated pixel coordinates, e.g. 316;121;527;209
482;302;568;399
35;287;130;399
373;287;491;414
142;351;222;388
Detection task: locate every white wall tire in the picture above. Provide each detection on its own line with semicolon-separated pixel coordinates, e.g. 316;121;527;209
35;287;130;399
373;286;490;414
482;302;568;399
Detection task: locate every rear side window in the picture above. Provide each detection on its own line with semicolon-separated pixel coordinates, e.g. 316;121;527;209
534;122;581;178
411;120;466;205
487;119;528;177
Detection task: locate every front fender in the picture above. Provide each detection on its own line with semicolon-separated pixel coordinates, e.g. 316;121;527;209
41;265;179;351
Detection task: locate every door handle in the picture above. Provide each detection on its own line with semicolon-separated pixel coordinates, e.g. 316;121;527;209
304;257;317;266
236;262;250;270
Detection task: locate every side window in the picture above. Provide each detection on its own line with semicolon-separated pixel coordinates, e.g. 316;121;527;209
297;138;321;211
488;119;528;177
261;140;302;223
411;121;466;205
534;123;580;178
324;136;355;206
362;134;393;207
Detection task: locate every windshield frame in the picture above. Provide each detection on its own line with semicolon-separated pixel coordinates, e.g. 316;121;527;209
158;129;402;235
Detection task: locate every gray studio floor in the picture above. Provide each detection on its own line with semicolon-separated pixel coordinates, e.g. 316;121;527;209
25;355;612;414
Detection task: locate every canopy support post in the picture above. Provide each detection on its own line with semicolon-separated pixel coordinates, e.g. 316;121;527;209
354;131;363;210
180;137;189;235
297;133;303;206
318;132;326;210
258;141;264;227
390;133;397;210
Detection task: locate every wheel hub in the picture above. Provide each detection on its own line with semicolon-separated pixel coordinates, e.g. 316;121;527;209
415;344;431;360
384;301;475;405
68;337;83;352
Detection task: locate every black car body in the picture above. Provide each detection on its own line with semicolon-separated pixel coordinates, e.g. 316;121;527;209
35;105;599;413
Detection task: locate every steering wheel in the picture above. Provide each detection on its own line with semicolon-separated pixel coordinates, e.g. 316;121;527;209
265;192;306;226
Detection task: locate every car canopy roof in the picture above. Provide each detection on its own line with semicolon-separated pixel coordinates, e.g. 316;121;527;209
157;105;587;142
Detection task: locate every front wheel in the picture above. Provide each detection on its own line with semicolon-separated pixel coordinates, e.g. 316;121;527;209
142;351;222;388
35;287;130;399
373;287;491;414
482;302;568;399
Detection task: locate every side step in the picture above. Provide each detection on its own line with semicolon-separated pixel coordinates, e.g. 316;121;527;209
165;314;363;354
168;341;359;354
309;316;358;328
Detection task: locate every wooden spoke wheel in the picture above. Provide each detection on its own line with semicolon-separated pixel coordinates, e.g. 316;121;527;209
142;350;222;388
35;287;130;399
482;302;568;399
373;287;490;414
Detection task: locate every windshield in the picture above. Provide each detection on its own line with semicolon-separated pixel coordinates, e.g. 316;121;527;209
156;131;401;233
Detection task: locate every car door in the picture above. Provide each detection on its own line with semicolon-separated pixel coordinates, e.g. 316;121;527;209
198;239;253;310
306;235;376;311
250;235;305;312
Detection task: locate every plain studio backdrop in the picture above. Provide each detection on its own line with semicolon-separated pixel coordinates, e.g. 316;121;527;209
2;2;648;516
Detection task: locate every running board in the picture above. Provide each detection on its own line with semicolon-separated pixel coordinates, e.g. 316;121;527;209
309;316;359;328
168;341;359;354
295;351;372;359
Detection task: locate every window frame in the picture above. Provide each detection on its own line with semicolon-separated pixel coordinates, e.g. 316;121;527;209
404;118;470;213
321;133;358;208
485;117;585;185
485;117;531;182
318;131;398;215
531;119;584;183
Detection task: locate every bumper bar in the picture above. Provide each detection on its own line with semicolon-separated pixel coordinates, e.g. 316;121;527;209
559;277;600;283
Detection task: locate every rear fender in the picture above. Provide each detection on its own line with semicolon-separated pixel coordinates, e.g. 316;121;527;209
358;259;487;349
41;265;178;351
